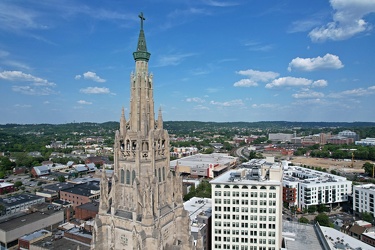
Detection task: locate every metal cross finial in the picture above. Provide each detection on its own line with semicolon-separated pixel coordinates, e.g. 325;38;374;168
139;12;145;30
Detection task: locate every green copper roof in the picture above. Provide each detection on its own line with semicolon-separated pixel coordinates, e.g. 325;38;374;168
133;12;151;62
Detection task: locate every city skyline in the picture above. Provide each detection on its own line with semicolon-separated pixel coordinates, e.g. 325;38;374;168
0;0;375;124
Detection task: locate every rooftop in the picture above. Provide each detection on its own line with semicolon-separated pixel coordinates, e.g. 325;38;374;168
184;197;212;231
76;201;99;212
283;166;350;185
0;209;63;232
19;229;51;241
43;182;75;192
170;153;236;169
210;166;282;185
282;221;323;250
61;181;100;197
0;182;13;188
0;193;44;208
321;225;373;250
32;235;90;250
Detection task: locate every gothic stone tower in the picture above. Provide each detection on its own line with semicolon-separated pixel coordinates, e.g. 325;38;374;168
91;13;201;250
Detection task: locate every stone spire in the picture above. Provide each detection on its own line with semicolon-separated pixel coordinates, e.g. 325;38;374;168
92;12;197;250
129;12;155;133
157;107;163;129
120;106;127;136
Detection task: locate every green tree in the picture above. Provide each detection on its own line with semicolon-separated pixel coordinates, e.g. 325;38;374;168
57;175;66;182
298;217;309;224
14;181;23;188
203;148;214;154
361;212;374;223
363;162;374;177
315;213;330;227
308;205;317;214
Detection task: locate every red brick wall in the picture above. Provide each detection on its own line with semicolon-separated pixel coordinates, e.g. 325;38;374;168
75;206;98;220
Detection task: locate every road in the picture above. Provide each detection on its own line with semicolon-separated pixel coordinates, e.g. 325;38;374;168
235;146;249;161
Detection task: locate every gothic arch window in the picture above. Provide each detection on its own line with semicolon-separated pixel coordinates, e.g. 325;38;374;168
132;170;136;184
242;185;248;189
162;167;165;181
126;170;130;184
251;186;257;189
260;186;267;190
120;169;125;184
224;185;230;189
158;168;161;182
270;186;276;190
233;185;239;189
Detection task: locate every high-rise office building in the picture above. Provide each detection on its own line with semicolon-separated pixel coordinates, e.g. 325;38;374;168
210;166;283;250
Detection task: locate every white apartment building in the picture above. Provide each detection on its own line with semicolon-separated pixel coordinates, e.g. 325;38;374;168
210;165;283;250
355;138;375;146
284;167;352;210
353;184;375;217
268;133;293;142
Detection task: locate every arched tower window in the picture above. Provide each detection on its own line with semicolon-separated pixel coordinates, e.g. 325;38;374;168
158;168;161;182
132;170;136;184
120;169;125;184
126;170;130;184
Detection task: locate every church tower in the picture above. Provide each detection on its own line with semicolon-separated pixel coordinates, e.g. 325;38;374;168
91;13;200;250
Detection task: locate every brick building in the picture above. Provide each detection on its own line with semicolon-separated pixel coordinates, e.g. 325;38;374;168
0;182;14;195
60;181;100;207
75;201;99;220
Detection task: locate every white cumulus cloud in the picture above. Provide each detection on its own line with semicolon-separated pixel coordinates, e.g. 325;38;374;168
233;79;258;87
251;103;277;108
236;69;279;82
309;0;375;42
194;105;209;110
0;70;55;86
80;87;110;94
266;77;312;89
292;91;325;99
75;71;106;82
12;85;56;95
328;86;375;98
210;99;244;107
186;97;205;103
312;80;328;88
77;100;93;105
265;77;328;89
288;53;344;71
234;69;279;88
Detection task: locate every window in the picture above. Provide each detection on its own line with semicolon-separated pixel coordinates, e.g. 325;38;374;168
162;167;165;181
132;170;136;184
120;169;125;184
126;170;130;184
158;168;161;182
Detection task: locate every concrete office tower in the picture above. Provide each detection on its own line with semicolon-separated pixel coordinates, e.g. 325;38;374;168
211;165;283;250
91;13;200;250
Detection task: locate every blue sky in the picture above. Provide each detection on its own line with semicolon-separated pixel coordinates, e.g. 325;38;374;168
0;0;375;124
